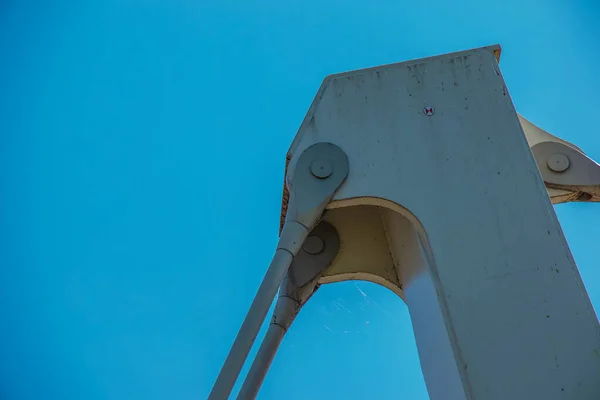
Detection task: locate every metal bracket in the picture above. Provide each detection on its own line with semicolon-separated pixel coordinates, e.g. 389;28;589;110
284;142;350;230
518;114;600;203
531;141;600;202
274;221;340;328
237;221;340;399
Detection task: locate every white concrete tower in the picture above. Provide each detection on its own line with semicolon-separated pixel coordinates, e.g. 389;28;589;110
211;45;600;400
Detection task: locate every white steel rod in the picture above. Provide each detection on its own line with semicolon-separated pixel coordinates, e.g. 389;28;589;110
237;324;286;399
208;222;308;400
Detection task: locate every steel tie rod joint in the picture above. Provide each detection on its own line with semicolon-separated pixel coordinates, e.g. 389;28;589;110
237;221;341;399
207;143;349;400
518;114;600;203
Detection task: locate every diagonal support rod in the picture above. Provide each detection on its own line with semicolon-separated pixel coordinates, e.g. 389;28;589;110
208;143;348;400
237;221;340;399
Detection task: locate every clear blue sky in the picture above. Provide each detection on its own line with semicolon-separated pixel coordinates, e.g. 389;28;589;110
1;1;599;399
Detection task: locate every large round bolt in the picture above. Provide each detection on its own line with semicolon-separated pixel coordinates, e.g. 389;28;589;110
547;153;570;173
302;235;324;255
310;160;333;179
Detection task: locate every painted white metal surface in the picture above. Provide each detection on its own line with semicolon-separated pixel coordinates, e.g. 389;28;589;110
286;46;600;399
382;209;466;400
320;206;402;296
